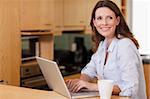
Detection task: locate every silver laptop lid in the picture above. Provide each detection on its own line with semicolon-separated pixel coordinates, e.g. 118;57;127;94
36;57;71;98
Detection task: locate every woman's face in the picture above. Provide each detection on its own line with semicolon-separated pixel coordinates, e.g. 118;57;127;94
93;7;120;39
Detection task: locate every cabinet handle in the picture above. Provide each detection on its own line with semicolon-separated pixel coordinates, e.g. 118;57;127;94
0;80;8;84
44;24;51;26
80;21;84;23
0;80;4;82
55;26;61;28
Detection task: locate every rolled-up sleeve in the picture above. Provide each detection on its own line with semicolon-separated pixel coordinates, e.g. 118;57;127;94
117;39;139;97
81;52;98;78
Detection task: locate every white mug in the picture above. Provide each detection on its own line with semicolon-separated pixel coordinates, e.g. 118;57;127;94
98;80;114;99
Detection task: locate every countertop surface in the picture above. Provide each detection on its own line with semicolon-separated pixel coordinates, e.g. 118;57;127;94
0;84;131;99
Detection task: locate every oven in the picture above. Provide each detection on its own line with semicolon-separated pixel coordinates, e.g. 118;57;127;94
20;62;49;90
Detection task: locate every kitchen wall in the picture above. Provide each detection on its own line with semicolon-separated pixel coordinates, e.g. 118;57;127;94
54;33;93;51
132;0;150;55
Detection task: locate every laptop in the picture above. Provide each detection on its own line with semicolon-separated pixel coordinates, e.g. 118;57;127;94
36;57;99;99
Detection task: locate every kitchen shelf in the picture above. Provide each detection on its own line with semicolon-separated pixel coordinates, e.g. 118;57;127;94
21;60;38;67
21;31;53;36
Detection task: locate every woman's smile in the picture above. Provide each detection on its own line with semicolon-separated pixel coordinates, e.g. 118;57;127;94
100;26;111;32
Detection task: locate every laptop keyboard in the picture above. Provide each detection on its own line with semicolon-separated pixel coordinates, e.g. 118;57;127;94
71;91;99;97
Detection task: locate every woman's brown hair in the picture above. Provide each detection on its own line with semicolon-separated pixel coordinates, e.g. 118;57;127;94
90;0;139;49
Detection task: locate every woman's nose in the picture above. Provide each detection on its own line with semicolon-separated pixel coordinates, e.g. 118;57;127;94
101;19;107;25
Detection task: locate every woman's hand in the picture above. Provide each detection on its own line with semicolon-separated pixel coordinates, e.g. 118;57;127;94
112;85;121;95
65;79;98;93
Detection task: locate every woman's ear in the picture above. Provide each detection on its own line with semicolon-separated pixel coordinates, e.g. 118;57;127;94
93;18;96;27
116;16;120;25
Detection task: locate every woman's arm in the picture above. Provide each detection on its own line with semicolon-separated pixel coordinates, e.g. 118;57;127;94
80;74;121;95
80;74;97;82
66;73;121;94
116;39;140;97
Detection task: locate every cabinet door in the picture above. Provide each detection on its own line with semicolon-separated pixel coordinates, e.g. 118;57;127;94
20;0;54;30
0;0;20;86
40;0;54;30
63;0;86;31
39;35;54;60
53;0;63;35
20;0;41;30
85;0;99;34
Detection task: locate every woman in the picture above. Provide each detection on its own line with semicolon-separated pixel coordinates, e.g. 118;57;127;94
65;0;147;99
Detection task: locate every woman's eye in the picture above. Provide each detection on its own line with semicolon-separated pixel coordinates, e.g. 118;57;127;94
97;16;102;20
108;16;113;19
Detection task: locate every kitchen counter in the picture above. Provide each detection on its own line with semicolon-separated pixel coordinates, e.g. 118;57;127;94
141;55;150;64
0;84;130;99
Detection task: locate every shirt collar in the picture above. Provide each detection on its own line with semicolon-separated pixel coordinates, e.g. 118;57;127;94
102;37;118;52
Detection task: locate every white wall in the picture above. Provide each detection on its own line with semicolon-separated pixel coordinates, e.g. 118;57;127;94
132;0;150;55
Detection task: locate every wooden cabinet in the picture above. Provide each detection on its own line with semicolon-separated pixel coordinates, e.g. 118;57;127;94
19;0;128;34
39;35;54;60
52;0;129;33
85;0;99;34
53;0;63;35
143;64;150;99
20;0;54;30
63;0;86;31
0;0;20;86
21;32;54;60
0;0;55;86
40;0;54;30
20;0;55;60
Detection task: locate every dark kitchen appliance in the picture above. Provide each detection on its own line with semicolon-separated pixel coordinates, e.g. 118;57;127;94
22;36;40;61
20;61;50;90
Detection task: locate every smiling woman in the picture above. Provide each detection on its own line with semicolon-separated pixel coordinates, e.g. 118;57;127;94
65;0;147;99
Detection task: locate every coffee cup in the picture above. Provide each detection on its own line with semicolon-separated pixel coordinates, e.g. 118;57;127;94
98;79;114;99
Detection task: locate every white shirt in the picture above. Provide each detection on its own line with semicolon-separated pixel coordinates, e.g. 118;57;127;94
81;37;147;99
